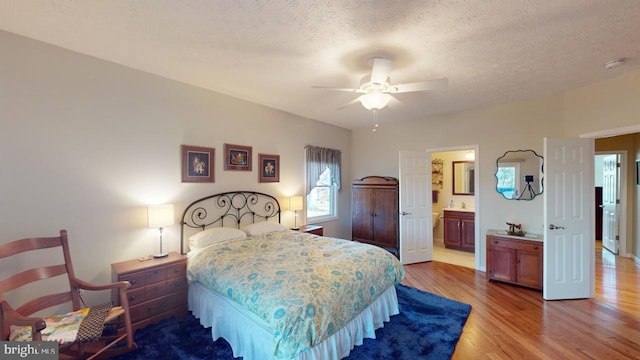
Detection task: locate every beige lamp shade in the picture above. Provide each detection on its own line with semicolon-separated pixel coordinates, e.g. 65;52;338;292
289;196;303;211
147;204;175;229
279;197;290;211
148;204;174;258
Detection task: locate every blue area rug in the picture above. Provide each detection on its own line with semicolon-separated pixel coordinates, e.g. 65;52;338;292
111;284;471;360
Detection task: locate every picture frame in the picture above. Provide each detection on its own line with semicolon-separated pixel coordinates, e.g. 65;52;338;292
224;143;252;171
258;154;280;183
636;160;640;186
182;145;214;183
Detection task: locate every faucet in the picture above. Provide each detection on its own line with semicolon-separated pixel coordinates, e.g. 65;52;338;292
461;202;466;209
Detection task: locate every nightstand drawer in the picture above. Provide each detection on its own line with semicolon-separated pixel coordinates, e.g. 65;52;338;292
126;287;146;306
130;297;167;322
120;272;146;289
111;252;188;331
168;277;188;294
146;281;168;299
130;291;187;323
167;262;186;279
298;225;323;236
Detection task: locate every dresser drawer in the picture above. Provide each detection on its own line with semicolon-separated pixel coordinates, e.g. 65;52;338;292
146;281;168;299
489;237;541;252
130;297;167;322
168;277;188;294
119;272;146;289
111;252;188;331
129;291;187;323
125;287;146;306
146;267;166;284
166;262;187;280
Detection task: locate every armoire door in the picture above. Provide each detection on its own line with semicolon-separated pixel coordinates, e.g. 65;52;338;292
372;188;398;248
352;187;374;241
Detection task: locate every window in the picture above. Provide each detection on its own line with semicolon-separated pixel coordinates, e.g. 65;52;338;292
306;146;341;222
496;162;520;199
307;168;337;220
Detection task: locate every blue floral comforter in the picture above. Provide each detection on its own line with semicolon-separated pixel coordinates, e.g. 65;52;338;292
187;230;405;359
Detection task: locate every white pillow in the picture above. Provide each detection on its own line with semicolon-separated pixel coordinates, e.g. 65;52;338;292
241;222;288;236
188;227;247;248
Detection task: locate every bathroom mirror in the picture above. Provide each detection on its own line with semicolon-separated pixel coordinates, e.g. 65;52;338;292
452;161;475;195
495;149;544;200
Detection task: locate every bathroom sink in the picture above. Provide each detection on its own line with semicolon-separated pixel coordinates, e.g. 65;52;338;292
495;230;539;239
443;207;475;212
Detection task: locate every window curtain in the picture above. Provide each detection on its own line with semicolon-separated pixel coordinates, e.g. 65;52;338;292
305;145;341;194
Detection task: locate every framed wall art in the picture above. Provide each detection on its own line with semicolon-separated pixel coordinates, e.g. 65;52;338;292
224;143;252;171
258;153;280;183
182;145;214;183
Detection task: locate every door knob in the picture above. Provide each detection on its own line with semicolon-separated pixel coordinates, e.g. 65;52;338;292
401;211;412;216
549;224;565;230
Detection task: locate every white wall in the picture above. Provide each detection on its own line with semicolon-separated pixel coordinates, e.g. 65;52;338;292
0;30;351;306
352;96;564;268
352;68;640;269
565;72;640;260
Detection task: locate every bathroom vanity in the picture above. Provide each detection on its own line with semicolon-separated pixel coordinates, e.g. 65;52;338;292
443;209;475;252
486;230;543;290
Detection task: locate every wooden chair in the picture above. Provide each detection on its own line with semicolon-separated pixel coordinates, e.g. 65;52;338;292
0;230;137;359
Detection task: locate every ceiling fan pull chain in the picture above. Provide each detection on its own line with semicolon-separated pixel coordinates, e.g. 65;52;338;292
372;109;380;132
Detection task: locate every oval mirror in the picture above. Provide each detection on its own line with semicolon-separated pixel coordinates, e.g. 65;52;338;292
495;150;544;200
453;161;475;195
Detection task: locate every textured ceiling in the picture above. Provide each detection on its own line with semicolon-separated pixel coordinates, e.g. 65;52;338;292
1;0;639;130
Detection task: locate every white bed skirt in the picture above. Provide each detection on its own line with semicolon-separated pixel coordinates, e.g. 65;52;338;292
189;282;399;360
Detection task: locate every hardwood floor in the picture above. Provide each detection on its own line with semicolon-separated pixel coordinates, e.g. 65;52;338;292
402;241;640;359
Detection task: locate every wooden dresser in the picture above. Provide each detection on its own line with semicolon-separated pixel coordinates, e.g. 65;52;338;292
111;251;188;331
486;230;543;290
351;176;399;257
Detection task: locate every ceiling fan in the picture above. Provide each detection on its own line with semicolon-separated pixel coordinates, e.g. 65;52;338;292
312;57;448;111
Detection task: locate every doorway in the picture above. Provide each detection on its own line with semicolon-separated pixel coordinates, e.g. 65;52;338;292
594;150;628;256
429;147;478;269
586;127;639;262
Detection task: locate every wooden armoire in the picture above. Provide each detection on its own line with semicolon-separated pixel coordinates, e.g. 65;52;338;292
351;176;399;256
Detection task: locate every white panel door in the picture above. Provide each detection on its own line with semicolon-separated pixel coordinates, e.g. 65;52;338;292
602;154;619;254
399;150;432;265
543;137;595;300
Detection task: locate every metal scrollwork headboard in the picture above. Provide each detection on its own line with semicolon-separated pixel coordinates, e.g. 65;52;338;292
180;191;281;254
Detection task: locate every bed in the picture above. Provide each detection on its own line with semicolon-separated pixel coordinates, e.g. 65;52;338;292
181;191;405;360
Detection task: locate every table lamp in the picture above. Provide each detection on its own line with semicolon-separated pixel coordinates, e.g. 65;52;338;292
147;204;174;258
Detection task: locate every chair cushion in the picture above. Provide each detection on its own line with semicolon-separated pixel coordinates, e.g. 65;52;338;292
10;302;111;344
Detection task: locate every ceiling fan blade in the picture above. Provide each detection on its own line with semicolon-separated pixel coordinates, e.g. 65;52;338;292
370;58;394;85
336;97;362;110
311;85;363;93
387;95;401;107
390;78;448;93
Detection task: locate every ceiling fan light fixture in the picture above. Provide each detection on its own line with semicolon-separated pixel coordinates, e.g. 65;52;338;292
360;92;391;110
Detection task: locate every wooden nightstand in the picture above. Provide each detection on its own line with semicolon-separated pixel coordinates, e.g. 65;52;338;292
111;251;188;331
297;224;323;236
